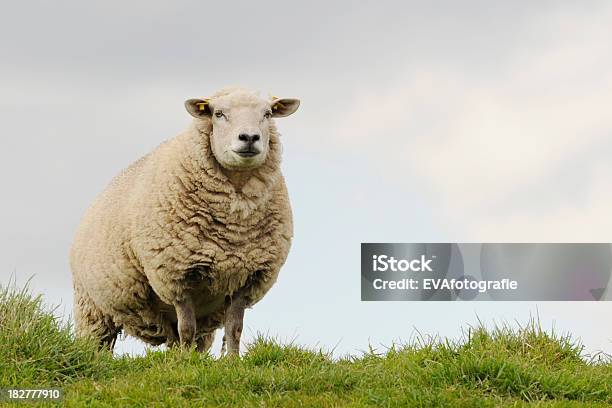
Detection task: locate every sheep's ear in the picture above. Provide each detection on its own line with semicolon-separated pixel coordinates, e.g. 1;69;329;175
271;98;300;118
185;98;212;118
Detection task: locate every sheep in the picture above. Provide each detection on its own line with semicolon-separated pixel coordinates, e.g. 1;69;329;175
70;88;300;354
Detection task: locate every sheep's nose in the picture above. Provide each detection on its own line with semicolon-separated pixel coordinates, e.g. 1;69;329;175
238;133;260;143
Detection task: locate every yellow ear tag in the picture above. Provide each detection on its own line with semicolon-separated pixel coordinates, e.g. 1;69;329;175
272;97;284;111
196;101;209;111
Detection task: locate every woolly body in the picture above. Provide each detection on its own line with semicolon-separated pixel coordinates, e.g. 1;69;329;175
70;89;294;349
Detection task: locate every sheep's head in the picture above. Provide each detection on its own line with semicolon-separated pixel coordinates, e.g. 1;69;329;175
185;88;300;170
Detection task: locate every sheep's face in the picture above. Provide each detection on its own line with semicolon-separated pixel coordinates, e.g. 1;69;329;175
185;90;300;171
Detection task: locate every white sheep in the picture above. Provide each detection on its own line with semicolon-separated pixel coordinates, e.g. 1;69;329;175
70;88;300;354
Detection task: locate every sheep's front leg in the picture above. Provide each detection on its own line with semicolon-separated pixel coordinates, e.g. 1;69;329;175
222;292;248;355
174;298;196;347
196;332;215;353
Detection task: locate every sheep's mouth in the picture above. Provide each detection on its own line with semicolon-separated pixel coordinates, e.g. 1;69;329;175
233;149;259;158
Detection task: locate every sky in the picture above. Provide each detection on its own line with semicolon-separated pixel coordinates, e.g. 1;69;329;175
1;0;611;357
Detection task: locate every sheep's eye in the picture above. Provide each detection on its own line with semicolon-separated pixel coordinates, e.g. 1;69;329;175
264;111;272;119
214;111;224;118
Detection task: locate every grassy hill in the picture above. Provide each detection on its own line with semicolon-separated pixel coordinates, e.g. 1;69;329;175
1;284;610;407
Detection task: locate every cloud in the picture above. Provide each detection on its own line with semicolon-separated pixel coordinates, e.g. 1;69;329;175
330;3;612;240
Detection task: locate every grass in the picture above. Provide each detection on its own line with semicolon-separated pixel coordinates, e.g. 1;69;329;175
0;284;610;407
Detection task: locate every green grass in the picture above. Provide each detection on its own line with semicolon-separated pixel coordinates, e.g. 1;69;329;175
1;284;610;407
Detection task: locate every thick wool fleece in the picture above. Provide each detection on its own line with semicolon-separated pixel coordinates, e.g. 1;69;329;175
70;116;292;346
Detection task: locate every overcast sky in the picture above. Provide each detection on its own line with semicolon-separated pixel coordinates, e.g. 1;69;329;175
1;0;611;356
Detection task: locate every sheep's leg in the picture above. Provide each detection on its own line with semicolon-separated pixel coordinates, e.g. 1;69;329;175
174;298;196;347
223;292;248;355
196;332;215;353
